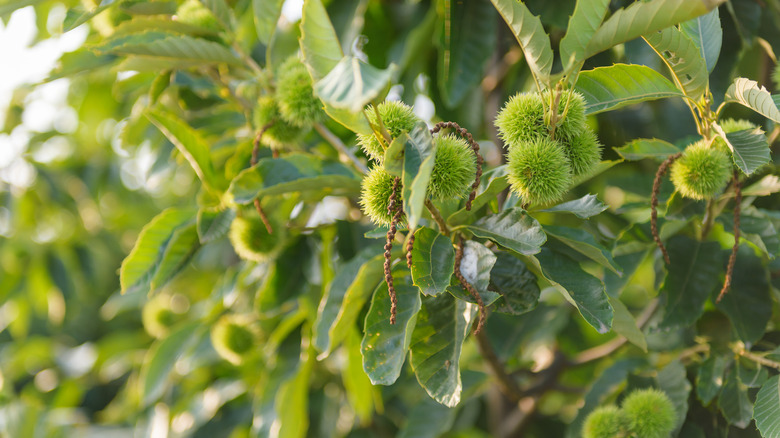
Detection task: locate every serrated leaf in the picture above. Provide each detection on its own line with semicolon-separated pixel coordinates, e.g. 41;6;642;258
540;194;607;219
657;236;721;330
754;375;780;438
643;26;709;99
489;0;553;84
146;108;222;191
719;369;753;428
410;294;475;407
149;223;200;291
614;138;683;161
411;227;455;297
447;166;508;226
254;0;284;44
447;240;499;306
610;297;647;351
120;208;196;293
697;355;728;405
402;123;436;232
362;283;422;385
533;248;613;333
725;77;780;124
584;0;721;60
713;125;771;176
559;0;610;72
438;0;496;107
680;8;722;73
467;208;546;256
656;360;691;434
315;56;395;113
228;154;360;204
196;207;235;243
721;208;780;259
92;31;241;65
545;226;622;275
140;321;202;406
46;49;117;82
715;247;771;345
576;64;683;115
490;252;540;315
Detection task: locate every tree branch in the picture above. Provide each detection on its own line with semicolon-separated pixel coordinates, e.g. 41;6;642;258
314;123;368;174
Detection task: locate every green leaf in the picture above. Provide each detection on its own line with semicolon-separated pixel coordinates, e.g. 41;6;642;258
696;355;728;405
540;194;607;219
140;322;202;406
742;174;780;197
146;108;222;191
92;31;241;65
643;26;708;100
467;208;546;256
411;227;455;297
657;236;722;330
410;294;476;407
610;297;647;351
196;207;235;243
314;56;395;113
275;347;314;438
680;8;722;73
64;0;117;32
614;138;683;161
489;0;553;84
656;360;691;434
576;64;683;115
545;226;622;275
438;0;496;107
149;223;200;292
447;166;509;226
402;123;437;232
0;0;43;16
713;125;771;176
720;208;780;259
718;369;753;428
383;133;406;177
533;248;613;333
715;247;771;345
754;375;780;438
228;154;361;204
725;77;780;124
198;0;232;30
490;252;540;315
447;240;499;306
559;0;610;72
343;329;376;423
398;397;458;438
120;208;196;293
584;0;720;60
313;247;377;354
47;49;117;82
300;0;343;81
314;251;384;356
362;283;422;385
119;0;177;15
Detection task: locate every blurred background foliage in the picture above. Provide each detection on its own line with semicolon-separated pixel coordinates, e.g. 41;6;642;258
0;0;779;437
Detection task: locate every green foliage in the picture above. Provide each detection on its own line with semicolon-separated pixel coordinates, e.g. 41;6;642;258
6;0;780;436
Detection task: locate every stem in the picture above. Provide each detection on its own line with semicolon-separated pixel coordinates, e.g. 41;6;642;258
314;123;368;174
251;123;275;234
425;199;449;236
232;40;264;76
476;330;523;403
736;345;780;371
716;169;742;303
